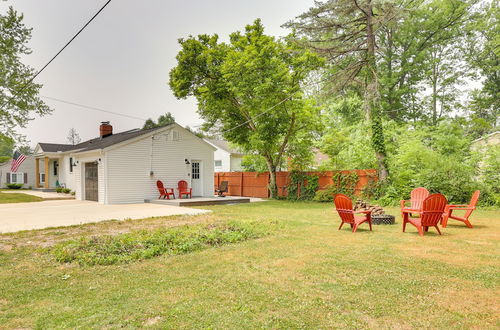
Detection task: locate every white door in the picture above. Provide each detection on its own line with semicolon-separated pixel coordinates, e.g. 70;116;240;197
191;160;202;196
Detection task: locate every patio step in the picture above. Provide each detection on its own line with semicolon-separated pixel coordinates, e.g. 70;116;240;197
145;196;250;207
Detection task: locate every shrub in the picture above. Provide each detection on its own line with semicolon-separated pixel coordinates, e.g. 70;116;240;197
55;187;63;193
52;220;275;266
6;183;23;189
62;188;71;194
313;185;336;202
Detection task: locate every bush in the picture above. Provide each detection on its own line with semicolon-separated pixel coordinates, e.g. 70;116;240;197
52;220;275;266
313;186;336;202
62;188;71;194
6;183;23;189
55;187;63;193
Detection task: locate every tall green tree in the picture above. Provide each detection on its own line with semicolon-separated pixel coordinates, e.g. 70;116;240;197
169;20;323;197
0;7;51;136
465;0;499;134
287;0;400;180
0;134;14;163
377;0;474;124
142;112;175;129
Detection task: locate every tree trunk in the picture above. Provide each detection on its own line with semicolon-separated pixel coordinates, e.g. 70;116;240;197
264;157;278;198
365;0;389;181
432;63;438;125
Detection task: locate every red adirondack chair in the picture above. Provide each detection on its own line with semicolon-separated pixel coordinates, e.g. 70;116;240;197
403;193;447;236
334;194;372;233
156;180;175;200
442;190;480;228
178;180;192;199
400;187;430;218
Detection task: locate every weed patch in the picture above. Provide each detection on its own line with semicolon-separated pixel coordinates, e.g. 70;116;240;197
52;220;275;265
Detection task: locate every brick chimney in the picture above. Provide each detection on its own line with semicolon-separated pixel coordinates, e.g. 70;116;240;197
100;121;113;138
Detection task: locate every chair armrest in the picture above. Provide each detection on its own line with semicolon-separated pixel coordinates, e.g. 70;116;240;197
354;210;372;214
448;206;474;210
447;204;469;207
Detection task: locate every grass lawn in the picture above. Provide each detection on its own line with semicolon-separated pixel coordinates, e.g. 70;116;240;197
0;201;498;328
0;190;43;203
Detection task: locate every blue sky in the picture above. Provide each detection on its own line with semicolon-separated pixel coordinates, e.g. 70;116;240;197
1;0;315;146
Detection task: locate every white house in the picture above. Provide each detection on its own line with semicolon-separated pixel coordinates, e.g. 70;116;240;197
0;156;36;188
29;122;215;204
205;139;244;172
471;131;500;152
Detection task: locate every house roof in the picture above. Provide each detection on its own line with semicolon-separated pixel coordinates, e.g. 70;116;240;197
206;139;244;155
471;131;500;144
38;125;173;154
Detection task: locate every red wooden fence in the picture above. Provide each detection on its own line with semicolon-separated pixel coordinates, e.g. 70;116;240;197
214;170;378;198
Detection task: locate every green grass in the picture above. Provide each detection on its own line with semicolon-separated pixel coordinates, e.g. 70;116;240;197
0;201;498;328
0;190;43;203
53;220;274;265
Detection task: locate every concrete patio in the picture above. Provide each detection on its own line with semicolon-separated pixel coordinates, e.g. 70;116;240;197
0;200;210;234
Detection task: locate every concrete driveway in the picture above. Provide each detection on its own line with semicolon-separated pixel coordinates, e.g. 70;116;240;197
0;200;210;234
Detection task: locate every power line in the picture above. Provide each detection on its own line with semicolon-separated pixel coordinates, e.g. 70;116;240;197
42;95;147;121
0;0;112;110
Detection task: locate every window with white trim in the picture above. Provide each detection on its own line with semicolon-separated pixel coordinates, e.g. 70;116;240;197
9;172;24;184
40;173;45;184
215;160;222;167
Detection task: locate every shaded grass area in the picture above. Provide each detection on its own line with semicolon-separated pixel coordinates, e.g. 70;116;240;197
0;201;498;328
0;190;43;203
53;221;274;265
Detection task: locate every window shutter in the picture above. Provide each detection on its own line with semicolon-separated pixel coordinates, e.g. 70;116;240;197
6;173;10;184
24;173;28;184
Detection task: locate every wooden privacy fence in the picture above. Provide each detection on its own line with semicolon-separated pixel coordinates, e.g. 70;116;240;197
214;170;378;198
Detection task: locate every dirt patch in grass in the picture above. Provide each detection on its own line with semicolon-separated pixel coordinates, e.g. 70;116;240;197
0;213;218;251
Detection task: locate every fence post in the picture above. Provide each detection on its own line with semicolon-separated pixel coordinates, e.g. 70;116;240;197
240;172;244;196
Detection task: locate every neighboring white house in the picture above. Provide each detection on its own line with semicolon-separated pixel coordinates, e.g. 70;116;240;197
0;155;36;188
471;131;500;152
31;122;215;204
205;139;244;172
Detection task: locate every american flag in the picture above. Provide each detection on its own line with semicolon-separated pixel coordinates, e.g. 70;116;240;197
11;151;26;172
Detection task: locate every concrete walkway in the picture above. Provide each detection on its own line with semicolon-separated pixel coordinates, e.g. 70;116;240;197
2;190;74;200
0;200;210;234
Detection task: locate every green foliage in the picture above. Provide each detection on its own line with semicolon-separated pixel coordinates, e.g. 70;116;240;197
0;134;15;159
6;183;22;189
313;172;358;202
169;19;324;197
287;171;319;201
241;154;275;172
142;112;175;130
52;221;273;266
57;187;71;194
0;7;51;136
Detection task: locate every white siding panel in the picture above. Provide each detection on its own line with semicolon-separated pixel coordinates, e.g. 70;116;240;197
106;127;214;204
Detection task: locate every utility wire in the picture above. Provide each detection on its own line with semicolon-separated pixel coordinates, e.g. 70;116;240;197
0;0;112;110
42;95;147;121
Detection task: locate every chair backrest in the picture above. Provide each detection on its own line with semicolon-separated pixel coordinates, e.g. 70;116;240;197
420;193;447;226
410;187;430;210
465;190;480;218
156;180;164;191
334;193;354;223
219;181;228;192
178;180;189;191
